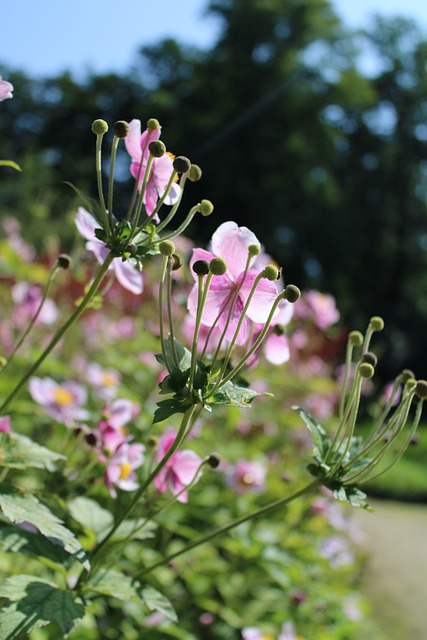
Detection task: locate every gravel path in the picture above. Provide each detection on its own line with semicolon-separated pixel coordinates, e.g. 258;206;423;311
352;499;427;639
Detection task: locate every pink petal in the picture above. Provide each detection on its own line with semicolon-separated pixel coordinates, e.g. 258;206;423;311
124;119;142;163
187;282;232;327
218;295;251;345
0;80;13;101
238;270;278;324
173;450;202;485
113;259;144;294
264;333;290;365
211;222;259;279
189;248;215;279
75;207;99;240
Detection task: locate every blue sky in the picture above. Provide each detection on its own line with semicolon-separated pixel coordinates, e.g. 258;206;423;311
1;0;427;79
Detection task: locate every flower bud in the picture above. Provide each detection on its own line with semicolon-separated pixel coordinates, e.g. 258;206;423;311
405;378;417;391
127;244;137;256
159;240;175;256
207;453;221;469
349;330;363;347
400;369;415;383
84;433;98;447
370;316;384;332
361;352;378;367
171;253;182;271
359;362;375;379
0;356;7;370
248;244;261;257
187;164;202;182
414;380;427;399
193;259;210;276
91;119;108;135
147;118;160;131
148;436;159;448
263;265;279;281
209;257;227;276
199;199;214;217
57;254;71;270
173;156;191;173
113;120;130;138
149;140;166;158
284;284;301;303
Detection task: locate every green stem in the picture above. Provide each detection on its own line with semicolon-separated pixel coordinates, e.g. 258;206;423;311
137;170;178;233
0;254;114;415
156;174;188;233
135;478;321;579
108;136;120;228
95;134;110;238
166;261;179;368
188;273;213;392
158;205;199;242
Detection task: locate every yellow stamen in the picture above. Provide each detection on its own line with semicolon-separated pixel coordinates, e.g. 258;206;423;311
119;462;132;480
166;151;179;182
53;387;74;406
102;372;116;387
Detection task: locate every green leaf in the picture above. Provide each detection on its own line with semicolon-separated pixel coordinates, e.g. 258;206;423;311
293;406;331;463
159;368;190;395
0;432;65;471
153;398;189;424
110;518;157;541
328;482;372;510
64;181;102;221
68;497;113;538
0;160;21;172
140;585;177;622
86;569;140;600
0;575;85;638
155;338;192;373
208;380;270;408
0;523;70;566
0;484;89;569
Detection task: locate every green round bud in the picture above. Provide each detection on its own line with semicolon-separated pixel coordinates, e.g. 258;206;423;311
209;257;227;276
263;265;279;281
187;164;202;182
400;369;415;383
113;120;130;138
349;330;364;347
171;253;182;271
248;244;261;257
199;199;214;217
361;352;378;367
159;240;175;256
0;356;7;369
173;156;191;173
193;259;210;276
370;316;385;332
147;436;159;448
207;453;221;469
149;140;166;158
147;118;160;131
57;254;71;270
273;325;284;336
405;378;417;391
358;362;375;379
284;284;301;303
415;380;427;399
91;119;108;135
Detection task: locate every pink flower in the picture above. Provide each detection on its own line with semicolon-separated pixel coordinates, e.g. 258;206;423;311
75;207;143;294
188;222;279;345
29;377;89;427
11;282;59;327
278;622;299;640
226;459;266;494
295;291;340;329
104;442;145;497
0;80;13;102
124;119;181;217
87;363;121;400
0;416;11;434
154;429;202;502
242;629;265;640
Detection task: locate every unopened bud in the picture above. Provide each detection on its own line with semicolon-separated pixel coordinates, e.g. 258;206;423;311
370;316;384;332
171;253;182;271
359;362;375;379
399;369;415;383
147;118;160;131
209;257;227;276
361;352;378;367
349;330;363;347
173;156;191;173
149;140;166;158
207;453;221;469
113;120;130;138
193;259;210;276
148;436;159;448
187;164;202;182
159;240;175;256
127;244;137;256
248;244;261;257
199;199;214;217
284;284;301;303
91;119;108;135
84;433;97;447
415;380;427;399
405;378;417;391
0;356;7;369
263;265;279;281
57;254;71;270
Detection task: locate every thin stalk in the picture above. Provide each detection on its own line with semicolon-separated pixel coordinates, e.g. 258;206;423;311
327;375;363;478
325;373;363;465
188;273;213;392
130;154;154;229
137;170;178;233
158;205;199;242
339;341;355;420
166;261;179;367
135;478;322;579
156;174;188;233
158;256;172;373
95;134;110;238
107;136;120;229
126;133;151;222
0;254;114;415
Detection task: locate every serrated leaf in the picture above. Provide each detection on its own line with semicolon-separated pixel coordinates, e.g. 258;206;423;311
0;160;21;172
208;380;268;408
293;406;331;462
0;575;85;638
140;585;177;622
0;484;89;569
68;497;113;538
153;398;188;424
0;523;70;566
155;338;192;373
0;432;65;471
86;569;140;600
328;483;372;510
159;368;190;395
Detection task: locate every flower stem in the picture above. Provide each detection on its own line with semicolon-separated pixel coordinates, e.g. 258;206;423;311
95;134;111;238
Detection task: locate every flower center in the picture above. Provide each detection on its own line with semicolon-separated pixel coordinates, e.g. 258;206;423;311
102;372;116;387
119;462;132;480
53;387;74;406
